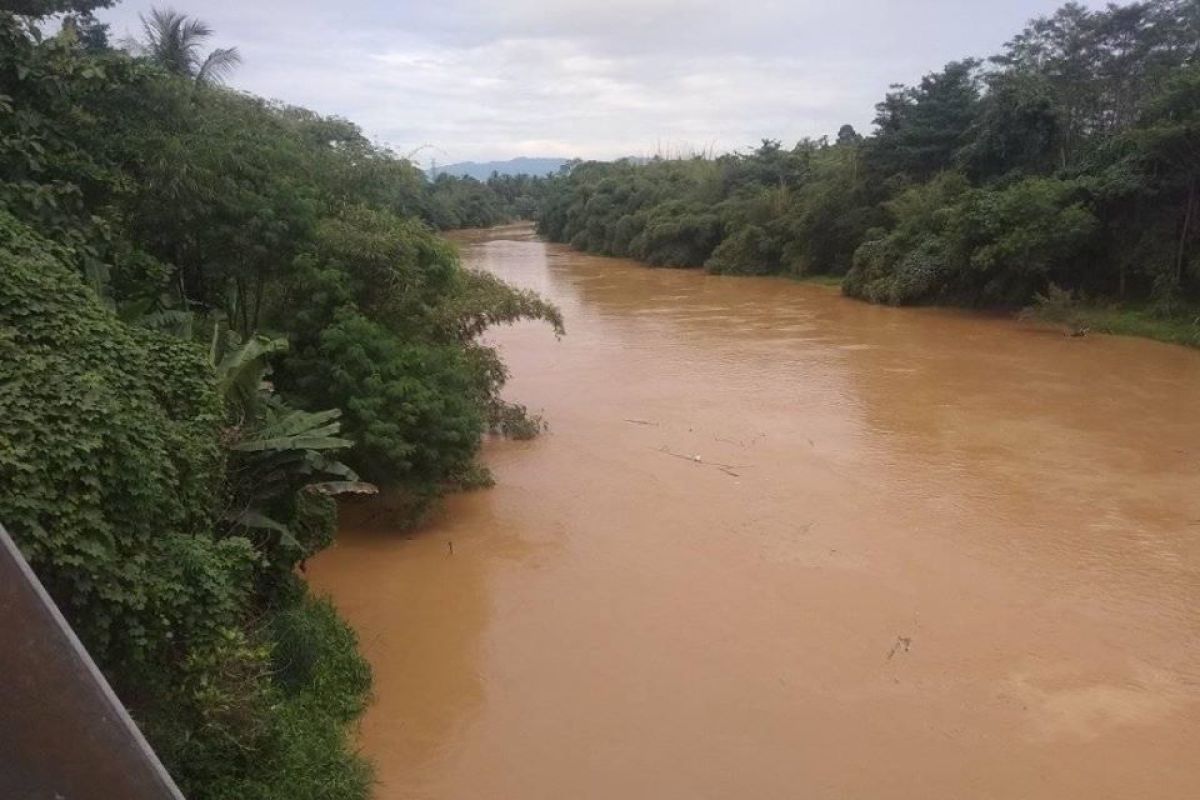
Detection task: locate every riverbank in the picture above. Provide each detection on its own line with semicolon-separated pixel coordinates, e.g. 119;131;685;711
1051;302;1200;348
787;273;845;288
602;260;1200;350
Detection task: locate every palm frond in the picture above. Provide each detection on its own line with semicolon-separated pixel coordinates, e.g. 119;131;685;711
180;16;213;42
138;6;239;83
196;47;241;85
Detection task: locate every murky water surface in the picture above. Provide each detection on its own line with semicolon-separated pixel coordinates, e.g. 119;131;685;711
309;223;1200;799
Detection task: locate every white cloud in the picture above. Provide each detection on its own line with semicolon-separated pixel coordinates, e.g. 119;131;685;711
98;0;1105;163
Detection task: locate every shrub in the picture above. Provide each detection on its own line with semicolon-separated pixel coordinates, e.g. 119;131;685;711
283;310;485;487
198;589;374;800
705;224;782;275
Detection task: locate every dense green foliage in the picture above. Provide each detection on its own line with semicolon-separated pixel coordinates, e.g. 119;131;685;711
0;4;560;798
540;0;1200;327
425;170;557;228
0;211;371;799
0;211;239;670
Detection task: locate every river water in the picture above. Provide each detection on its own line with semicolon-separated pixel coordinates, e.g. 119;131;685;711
308;223;1200;799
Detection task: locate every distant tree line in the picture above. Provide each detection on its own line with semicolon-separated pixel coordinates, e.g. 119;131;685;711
539;0;1200;320
425;170;556;228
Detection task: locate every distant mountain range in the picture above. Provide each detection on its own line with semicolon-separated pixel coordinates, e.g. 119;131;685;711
429;157;569;180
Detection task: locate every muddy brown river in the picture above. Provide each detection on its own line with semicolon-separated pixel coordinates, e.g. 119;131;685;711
309;223;1200;799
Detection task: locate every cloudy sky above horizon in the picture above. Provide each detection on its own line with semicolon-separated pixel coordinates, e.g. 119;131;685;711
98;0;1096;166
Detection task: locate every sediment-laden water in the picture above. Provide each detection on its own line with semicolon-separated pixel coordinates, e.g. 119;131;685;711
310;223;1200;800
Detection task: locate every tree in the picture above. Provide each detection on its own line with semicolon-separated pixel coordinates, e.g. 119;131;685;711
137;7;240;84
1123;65;1200;292
958;71;1060;180
836;124;862;146
4;0;112;16
867;59;982;180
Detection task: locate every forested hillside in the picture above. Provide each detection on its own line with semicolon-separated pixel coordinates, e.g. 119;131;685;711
0;3;560;798
431;156;568;180
538;0;1200;341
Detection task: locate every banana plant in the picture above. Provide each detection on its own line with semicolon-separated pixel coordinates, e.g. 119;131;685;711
211;328;289;417
210;325;375;560
227;398;376;551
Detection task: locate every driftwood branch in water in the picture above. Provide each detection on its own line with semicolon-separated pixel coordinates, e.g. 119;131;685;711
654;446;748;477
714;432;767;448
886;635;912;661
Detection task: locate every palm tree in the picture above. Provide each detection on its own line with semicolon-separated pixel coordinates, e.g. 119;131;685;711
138;7;241;84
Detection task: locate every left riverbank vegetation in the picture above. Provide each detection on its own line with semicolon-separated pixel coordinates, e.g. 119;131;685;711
538;0;1200;346
0;2;561;798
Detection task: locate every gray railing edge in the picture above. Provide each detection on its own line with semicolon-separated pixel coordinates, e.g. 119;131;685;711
0;522;186;800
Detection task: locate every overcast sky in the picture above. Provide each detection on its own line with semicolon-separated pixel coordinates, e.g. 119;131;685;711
98;0;1096;166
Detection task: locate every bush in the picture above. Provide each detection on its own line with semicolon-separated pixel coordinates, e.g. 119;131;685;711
845;175;1097;306
954;177;1099;304
283;310;485;487
199;589;374;800
629;202;721;267
705;224;781;274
